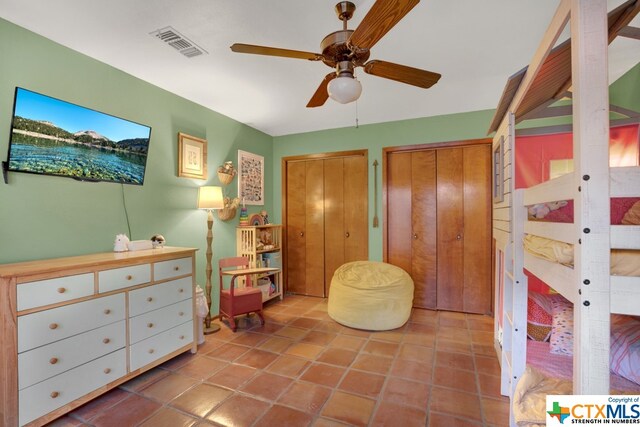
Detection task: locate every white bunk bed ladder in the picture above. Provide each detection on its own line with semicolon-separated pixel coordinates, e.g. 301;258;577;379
509;190;528;400
493;113;529;405
571;0;611;395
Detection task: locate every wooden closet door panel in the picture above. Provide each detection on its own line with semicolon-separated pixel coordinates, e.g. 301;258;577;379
305;160;326;297
411;151;437;309
343;155;368;263
436;148;465;311
386;152;413;275
324;158;345;295
463;145;492;314
286;161;307;295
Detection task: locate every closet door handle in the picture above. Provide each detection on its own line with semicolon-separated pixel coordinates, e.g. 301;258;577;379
300;231;304;237
345;232;350;238
413;233;418;240
456;234;462;240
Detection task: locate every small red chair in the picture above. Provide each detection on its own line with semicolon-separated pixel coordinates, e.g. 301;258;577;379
218;256;265;332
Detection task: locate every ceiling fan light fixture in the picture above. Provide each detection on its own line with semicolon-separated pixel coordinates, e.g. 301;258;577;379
328;74;362;104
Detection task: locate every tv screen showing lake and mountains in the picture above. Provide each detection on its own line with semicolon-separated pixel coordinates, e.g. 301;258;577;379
7;88;151;185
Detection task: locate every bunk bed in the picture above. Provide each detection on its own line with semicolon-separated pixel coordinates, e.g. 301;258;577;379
489;0;640;425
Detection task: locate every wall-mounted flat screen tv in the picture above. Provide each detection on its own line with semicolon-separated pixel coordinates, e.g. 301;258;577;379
5;87;151;185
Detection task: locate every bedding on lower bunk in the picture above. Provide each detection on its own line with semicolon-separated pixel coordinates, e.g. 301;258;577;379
523;234;640;276
526;290;640;387
513;341;640;427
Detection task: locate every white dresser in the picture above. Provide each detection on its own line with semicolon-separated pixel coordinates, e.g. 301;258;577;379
0;247;198;427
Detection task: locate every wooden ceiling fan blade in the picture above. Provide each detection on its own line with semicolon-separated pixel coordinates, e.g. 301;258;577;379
230;43;322;61
307;73;337;108
348;0;420;50
364;60;441;88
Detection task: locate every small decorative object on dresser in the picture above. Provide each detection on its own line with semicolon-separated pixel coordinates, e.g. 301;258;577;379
127;240;154;251
151;234;166;248
113;234;129;252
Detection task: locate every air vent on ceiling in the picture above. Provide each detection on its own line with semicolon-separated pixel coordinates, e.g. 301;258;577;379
150;26;207;58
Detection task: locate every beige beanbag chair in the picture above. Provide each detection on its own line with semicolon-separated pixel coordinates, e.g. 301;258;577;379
328;261;414;331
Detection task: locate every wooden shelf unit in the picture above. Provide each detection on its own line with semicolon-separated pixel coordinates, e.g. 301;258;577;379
236;225;283;303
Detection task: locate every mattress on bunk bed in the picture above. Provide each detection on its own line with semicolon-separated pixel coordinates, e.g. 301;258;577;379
523;234;640;276
513;342;640;427
527;198;640;224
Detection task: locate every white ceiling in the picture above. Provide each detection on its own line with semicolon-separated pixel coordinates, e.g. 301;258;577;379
1;0;638;136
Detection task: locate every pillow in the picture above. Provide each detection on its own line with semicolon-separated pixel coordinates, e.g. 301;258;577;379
549;295;573;356
621;200;640;225
527;291;553;341
610;315;640;385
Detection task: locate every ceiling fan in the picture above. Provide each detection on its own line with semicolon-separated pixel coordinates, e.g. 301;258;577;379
230;0;441;107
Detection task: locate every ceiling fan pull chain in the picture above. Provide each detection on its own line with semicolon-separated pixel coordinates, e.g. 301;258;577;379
355;100;359;129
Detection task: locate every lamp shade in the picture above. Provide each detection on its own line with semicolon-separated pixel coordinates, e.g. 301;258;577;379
328;75;362;104
197;186;224;210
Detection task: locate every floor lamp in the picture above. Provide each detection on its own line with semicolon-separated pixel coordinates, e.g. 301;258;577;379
197;186;224;334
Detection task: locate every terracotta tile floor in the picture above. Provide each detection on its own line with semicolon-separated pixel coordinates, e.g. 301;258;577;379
50;295;509;427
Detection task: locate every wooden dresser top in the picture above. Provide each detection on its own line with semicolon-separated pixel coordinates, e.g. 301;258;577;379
0;247;197;278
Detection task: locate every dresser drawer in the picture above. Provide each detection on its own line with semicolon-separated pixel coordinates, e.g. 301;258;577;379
18;320;125;390
154;257;192;281
17;273;94;311
98;264;151;293
130;321;193;371
129;276;192;317
129;299;192;344
18;293;125;353
19;348;126;426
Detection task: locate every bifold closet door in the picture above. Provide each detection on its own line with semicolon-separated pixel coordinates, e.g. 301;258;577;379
436;145;491;313
286;160;325;297
436;148;465;311
324;156;368;295
386;144;491;314
461;144;491;314
286;153;368;298
386;151;437;309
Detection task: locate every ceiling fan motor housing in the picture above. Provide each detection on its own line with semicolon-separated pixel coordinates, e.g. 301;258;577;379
320;30;369;69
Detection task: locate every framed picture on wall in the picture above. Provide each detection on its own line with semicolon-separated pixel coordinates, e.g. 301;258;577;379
238;150;264;205
178;133;207;180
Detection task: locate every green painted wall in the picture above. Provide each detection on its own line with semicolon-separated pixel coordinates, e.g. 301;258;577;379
272;109;496;261
0;19;273;315
610;62;640;113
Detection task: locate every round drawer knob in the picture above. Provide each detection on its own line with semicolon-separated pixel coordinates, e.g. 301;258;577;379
147;323;154;328
57;287;66;294
104;309;111;315
49;357;58;365
104;368;111;374
179;335;185;340
49;323;58;330
126;275;133;280
178;289;184;293
148;349;155;354
103;338;110;344
147;297;153;302
179;312;184;316
174;266;180;271
50;391;59;399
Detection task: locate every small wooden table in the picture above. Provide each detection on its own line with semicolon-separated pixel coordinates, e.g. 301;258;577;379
222;267;280;280
221;267;280;294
